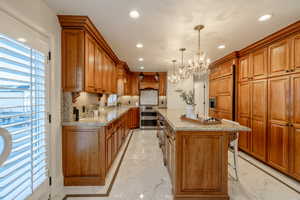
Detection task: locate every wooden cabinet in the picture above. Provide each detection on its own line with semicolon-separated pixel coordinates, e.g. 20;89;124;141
85;34;96;92
128;108;140;129
238;116;251;152
268;76;290;124
268;123;289;172
239;55;250;82
238;81;250;117
251;48;268;80
290;125;300;180
95;46;104;93
291;33;300;73
159;72;167;96
251;80;267;161
62;126;106;186
130;73;139;96
59;15;120;94
268;76;290;171
268;39;290;77
61;29;85;92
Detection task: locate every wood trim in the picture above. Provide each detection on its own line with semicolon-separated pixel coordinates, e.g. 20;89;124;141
239;20;300;56
210;51;239;68
58;15;120;64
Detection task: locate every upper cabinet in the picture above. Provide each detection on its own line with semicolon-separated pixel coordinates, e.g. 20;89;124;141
85;34;96;92
59;15;119;94
131;73;139;96
291;33;300;73
61;29;85;92
251;48;268;80
268;39;290;77
159;72;167;96
238;55;250;82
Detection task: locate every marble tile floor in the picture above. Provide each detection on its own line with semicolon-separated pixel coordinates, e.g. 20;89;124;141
67;130;300;200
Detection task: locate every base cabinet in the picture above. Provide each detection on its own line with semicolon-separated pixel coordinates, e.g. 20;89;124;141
62;127;106;186
62;108;134;186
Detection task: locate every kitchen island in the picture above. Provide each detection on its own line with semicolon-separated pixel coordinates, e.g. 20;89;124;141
157;109;251;200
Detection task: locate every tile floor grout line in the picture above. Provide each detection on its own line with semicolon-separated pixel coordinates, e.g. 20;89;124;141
62;130;135;200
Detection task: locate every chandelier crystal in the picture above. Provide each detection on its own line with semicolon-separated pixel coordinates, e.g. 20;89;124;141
188;25;210;78
168;60;179;84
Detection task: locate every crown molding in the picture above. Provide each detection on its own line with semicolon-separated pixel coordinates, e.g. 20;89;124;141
238;20;300;56
58;15;120;64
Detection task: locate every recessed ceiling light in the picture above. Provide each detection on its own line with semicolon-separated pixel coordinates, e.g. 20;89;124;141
129;10;140;19
258;14;272;22
138;58;144;61
140;66;144;70
17;38;27;43
218;44;226;49
136;43;143;48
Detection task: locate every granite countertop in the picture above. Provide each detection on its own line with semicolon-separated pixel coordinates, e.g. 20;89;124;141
62;106;138;127
157;108;251;132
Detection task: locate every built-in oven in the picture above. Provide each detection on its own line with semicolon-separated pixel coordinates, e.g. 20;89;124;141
209;97;216;109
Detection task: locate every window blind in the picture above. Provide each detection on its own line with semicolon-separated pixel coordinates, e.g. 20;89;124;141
0;33;48;200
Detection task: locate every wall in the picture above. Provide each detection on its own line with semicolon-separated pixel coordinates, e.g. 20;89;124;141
0;0;63;199
167;72;209;116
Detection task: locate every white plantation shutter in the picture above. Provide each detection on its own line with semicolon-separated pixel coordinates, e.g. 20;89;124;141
0;33;49;200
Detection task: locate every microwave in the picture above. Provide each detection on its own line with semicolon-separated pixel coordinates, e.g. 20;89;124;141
209;97;216;109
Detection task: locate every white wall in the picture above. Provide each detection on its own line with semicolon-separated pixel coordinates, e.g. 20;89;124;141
167;72;209;116
0;0;63;199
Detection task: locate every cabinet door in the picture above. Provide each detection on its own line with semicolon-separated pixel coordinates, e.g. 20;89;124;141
291;74;300;125
290;125;300;180
290;74;300;180
102;54;109;93
95;47;103;92
131;73;139;96
251;80;267;161
238;116;251;152
61;29;84;92
159;72;167;96
268;39;290;77
238;81;250;117
85;34;96;92
252;48;268;80
239;55;250;82
291;33;300;73
268;76;290;124
109;60;116;94
216;76;232;96
106;136;112;171
268;123;289;173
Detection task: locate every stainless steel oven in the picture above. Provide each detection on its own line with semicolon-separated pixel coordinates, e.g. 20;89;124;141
140;106;157;129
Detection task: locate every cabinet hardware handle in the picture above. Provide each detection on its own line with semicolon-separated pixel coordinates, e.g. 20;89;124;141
285;70;290;73
291;69;295;72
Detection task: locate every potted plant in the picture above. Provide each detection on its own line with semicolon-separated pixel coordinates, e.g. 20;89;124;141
179;90;196;117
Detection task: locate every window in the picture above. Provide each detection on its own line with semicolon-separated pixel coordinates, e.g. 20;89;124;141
0;33;48;200
107;94;117;106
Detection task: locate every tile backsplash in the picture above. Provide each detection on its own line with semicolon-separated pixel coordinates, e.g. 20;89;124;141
62;92;167;122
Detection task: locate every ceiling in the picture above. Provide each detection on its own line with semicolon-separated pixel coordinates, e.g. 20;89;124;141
45;0;300;72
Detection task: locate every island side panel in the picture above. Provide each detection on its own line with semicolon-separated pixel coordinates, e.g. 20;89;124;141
175;131;229;200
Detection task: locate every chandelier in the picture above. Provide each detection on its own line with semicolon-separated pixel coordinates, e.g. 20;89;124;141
188;25;210;78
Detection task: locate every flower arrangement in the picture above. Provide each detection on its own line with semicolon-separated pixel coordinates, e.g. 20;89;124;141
179;90;195;105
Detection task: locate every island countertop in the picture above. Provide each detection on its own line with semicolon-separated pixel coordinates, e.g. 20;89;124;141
157;108;251;132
